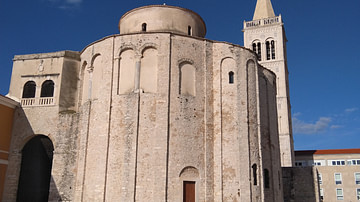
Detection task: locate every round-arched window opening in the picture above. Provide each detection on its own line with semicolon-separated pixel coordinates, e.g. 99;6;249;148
142;23;147;32
228;71;234;84
40;80;54;97
22;81;36;98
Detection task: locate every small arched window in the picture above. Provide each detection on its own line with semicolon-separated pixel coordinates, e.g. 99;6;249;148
22;81;36;98
264;168;270;188
228;71;234;84
142;23;147;32
271;40;275;59
252;43;257;52
257;42;261;61
266;41;270;60
253;42;261;61
40;80;54;97
188;26;192;36
252;164;258;185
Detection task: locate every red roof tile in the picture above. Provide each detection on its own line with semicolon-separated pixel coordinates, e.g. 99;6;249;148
295;148;360;156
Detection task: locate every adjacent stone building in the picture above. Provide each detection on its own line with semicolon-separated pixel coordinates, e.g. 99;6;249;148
3;2;291;202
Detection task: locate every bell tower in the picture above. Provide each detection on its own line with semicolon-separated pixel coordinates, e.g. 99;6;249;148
243;0;294;167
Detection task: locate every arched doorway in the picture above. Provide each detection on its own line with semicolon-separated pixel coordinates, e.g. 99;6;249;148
17;135;54;202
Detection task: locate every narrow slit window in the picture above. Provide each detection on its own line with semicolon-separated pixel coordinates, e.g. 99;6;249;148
188;26;192;36
142;23;147;32
252;164;257;185
228;71;234;84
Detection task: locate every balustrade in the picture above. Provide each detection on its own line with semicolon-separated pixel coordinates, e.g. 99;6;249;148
244;16;281;28
21;97;55;107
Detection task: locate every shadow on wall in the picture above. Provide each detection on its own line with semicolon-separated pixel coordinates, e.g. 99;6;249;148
3;107;62;202
282;166;320;202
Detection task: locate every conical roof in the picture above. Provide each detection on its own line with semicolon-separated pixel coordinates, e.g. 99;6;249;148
253;0;275;20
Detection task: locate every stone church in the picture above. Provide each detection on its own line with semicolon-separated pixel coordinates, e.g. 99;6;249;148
2;0;296;201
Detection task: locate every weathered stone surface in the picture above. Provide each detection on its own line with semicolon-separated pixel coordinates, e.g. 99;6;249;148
3;5;285;202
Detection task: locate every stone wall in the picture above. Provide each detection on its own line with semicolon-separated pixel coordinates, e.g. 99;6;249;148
4;32;283;202
282;167;320;202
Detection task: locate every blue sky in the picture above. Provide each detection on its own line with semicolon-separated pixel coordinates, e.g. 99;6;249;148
1;0;359;150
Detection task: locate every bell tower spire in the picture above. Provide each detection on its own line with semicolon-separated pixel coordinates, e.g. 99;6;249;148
243;0;295;167
253;0;275;20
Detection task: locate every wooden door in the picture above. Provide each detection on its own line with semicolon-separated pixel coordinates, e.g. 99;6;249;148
183;181;195;202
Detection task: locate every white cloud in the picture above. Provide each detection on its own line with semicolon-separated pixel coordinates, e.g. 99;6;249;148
66;0;82;4
330;125;343;129
345;107;358;113
47;0;82;9
293;112;301;117
292;116;331;134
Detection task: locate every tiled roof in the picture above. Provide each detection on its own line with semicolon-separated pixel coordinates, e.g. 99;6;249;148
295;148;360;156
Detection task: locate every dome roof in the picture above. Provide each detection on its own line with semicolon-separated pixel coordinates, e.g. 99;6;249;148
118;5;206;37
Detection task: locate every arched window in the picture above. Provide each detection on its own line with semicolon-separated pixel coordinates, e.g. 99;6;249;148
264;168;270;188
40;80;54;97
188;26;192;36
252;43;257;52
22;81;36;98
257;42;261;61
142;23;147;32
266;41;270;60
228;71;234;84
252;164;258;185
271;40;275;59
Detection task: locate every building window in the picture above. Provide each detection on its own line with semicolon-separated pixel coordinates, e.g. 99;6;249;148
355;173;360;185
264;169;270;188
348;159;360;165
228;71;234;84
331;160;345;166
142;23;147;32
252;43;257;52
188;26;192;36
22;81;36;98
257;42;261;61
252;164;257;185
335;173;342;185
313;161;322;166
266;40;275;60
295;161;306;167
40;80;54;97
271;40;275;59
336;188;343;200
318;173;323;185
356;188;360;200
320;188;324;201
252;42;261;61
266;41;270;60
